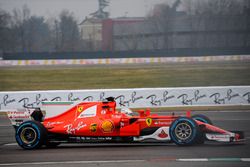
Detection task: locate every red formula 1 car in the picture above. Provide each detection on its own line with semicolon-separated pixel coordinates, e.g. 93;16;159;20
7;97;244;149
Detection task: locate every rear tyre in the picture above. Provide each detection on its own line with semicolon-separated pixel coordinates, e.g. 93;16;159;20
15;121;47;150
170;117;199;146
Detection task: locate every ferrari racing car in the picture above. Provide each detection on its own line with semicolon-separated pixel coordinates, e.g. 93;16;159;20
7;97;244;149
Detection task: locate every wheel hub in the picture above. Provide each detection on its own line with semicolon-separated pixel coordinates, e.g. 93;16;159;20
20;127;37;144
175;122;192;140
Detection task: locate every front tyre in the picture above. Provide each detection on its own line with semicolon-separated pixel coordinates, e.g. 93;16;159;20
15;121;47;150
192;114;212;125
170;117;199;146
192;114;213;144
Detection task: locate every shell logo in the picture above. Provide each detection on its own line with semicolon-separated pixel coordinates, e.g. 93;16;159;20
101;120;114;133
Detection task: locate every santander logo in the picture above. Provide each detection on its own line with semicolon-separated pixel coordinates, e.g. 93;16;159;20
158;130;168;138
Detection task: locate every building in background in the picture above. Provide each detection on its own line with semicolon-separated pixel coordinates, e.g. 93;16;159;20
101;14;249;51
102;17;146;51
79;17;102;51
80;0;250;52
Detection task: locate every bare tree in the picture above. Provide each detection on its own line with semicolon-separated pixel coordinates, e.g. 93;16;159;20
12;5;31;52
23;16;50;52
146;1;181;49
0;9;11;52
181;0;248;49
57;10;80;52
146;16;163;50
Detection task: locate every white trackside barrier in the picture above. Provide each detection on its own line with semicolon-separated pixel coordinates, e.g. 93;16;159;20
0;86;249;111
0;55;250;66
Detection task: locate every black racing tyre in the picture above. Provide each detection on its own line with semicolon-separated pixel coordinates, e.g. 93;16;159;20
15;121;47;150
192;114;213;144
170;117;199;146
192;114;213;125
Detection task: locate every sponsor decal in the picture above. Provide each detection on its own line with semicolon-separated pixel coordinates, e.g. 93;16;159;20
46;121;64;127
77;105;84;112
8;111;30;119
78;105;97;118
64;121;87;134
90;123;97;132
154;121;170;126
101;110;106;114
146;118;152;126
101;120;114;133
8;115;30;119
158;130;168;138
75;137;112;141
205;134;232;142
207;134;230;139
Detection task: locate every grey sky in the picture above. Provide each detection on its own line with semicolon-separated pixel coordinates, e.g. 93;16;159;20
0;0;172;22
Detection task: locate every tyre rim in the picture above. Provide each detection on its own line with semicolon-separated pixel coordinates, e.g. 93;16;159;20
175;122;192;140
20;127;37;144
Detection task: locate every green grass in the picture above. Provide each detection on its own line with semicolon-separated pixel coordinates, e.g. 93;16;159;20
0;61;249;91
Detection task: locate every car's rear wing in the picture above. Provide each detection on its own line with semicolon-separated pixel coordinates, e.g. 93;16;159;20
7;109;33;127
7;108;45;128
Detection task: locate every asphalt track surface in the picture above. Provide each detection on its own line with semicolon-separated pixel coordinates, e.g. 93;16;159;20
0;111;250;167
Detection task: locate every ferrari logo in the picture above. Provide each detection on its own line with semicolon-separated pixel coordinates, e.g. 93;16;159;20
77;106;84;112
146;118;152;126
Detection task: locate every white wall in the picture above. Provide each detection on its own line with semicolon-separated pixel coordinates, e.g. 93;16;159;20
0;86;249;111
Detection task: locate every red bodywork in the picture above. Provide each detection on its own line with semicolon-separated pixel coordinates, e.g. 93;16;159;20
42;100;236;139
43;101;178;137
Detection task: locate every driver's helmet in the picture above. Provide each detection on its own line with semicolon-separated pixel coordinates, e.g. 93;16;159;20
120;108;133;116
